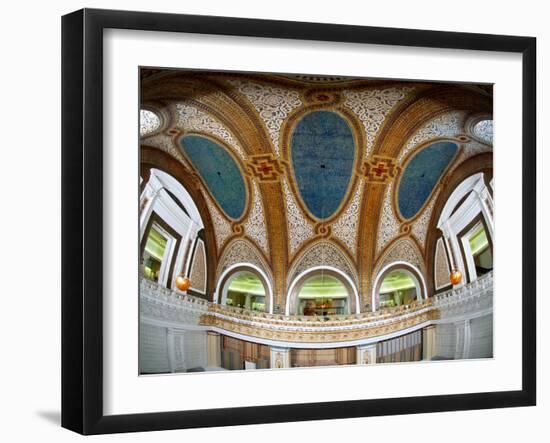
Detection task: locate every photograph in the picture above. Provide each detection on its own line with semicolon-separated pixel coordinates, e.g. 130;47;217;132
138;69;494;374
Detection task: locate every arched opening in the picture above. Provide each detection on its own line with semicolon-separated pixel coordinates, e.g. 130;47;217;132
139;168;207;292
286;267;359;316
296;274;349;316
372;263;425;311
217;265;272;313
378;270;419;308
435;172;494;285
467;221;493;276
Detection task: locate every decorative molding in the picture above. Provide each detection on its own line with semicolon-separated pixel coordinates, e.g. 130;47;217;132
434;237;452;290
246;153;283;182
344;87;413;159
141;134;189;167
376;184;401;255
216;238;272;286
228;80;302;156
282;177;315;256
411;189;440;251
203;191;232;252
175;103;246;159
397;111;465;163
287;240;358;289
362;155;399;184
140;272;492;346
374;237;426;282
189;239;207;294
332;179;363;256
243;181;269;256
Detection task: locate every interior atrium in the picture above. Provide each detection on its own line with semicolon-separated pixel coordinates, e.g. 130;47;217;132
139;70;494;373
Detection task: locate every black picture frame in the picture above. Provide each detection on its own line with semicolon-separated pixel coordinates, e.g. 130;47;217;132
61;8;536;435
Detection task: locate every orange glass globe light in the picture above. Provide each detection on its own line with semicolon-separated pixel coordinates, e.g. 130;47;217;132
175;275;191;291
450;270;462;285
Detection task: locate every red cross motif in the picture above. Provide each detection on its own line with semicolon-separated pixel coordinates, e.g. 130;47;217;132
247;154;282;182
259;163;273;175
364;156;397;184
372;162;389;177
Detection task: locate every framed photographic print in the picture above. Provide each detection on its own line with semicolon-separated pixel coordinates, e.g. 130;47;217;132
61;8;536;435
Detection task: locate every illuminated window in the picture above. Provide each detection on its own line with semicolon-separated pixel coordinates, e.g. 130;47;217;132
379;270;418;308
142;224;168;283
472;119;493;144
468;223;493;276
224;271;266;312
297;274;349;316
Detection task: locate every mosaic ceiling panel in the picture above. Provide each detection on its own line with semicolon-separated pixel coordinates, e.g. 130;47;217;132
291;110;355;220
397;141;457;219
180;135;247;220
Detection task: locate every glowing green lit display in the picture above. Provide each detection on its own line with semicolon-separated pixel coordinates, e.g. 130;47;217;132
227;272;266;296
380;270;416;293
469;224;489;255
298;275;348;299
144;227;167;261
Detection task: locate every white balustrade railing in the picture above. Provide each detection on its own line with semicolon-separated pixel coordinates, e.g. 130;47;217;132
139;271;493;336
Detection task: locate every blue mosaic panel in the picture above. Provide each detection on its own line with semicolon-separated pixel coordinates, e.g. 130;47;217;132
291;111;355;219
398;141;458;219
180;135;246;220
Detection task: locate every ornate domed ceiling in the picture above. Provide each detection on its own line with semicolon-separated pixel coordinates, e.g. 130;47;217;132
140;69;493;311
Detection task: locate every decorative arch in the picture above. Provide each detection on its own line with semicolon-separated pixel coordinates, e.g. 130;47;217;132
216;238;272;289
425;153;493;295
214;263;274;313
285;266;360;315
437;172;485;225
287;240;358;292
148;168;205;229
371;261;427;311
372;236;426;309
140;146;218;298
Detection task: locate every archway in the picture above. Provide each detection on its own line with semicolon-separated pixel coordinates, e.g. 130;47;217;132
215;264;273;313
372;262;426;311
140;146;219;297
286;266;360;316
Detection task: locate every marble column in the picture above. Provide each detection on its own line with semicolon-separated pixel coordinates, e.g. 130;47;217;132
206;331;221;368
270;347;291;369
356;344;377;365
422;325;437;360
